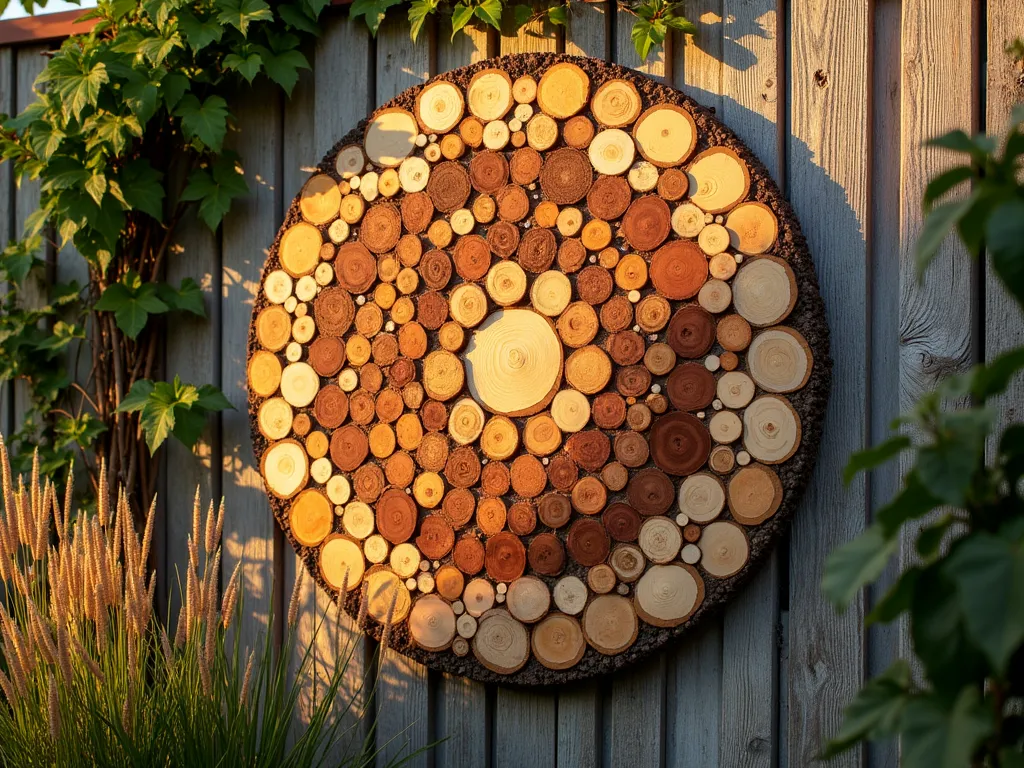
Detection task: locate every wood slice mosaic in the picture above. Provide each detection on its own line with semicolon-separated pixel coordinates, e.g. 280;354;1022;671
248;54;831;686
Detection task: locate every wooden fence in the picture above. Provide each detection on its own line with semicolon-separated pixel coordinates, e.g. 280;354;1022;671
1;0;1022;765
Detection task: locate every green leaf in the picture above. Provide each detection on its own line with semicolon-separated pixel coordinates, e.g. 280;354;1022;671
279;4;322;35
923;165;974;207
350;0;404;35
119;159;165;221
54;413;107;450
171;404;207;448
117;378;155;413
665;14;697;34
177;10;224;51
915;514;952;560
473;0;502;29
259;47;309;96
409;0;438;42
917;407;991;506
216;0;273;36
631;17;665;61
161;73;189;111
875;471;940;537
137;30;183;66
158;277;206;316
988;198;1024;313
901;689;992;768
843;435;911;485
867;567;921;625
224;51;264;83
53;59;109;122
174;94;230;152
180;154;249;230
822;523;898;611
512;4;532;30
95;273;170;339
915;195;975;277
547;3;568;26
819;660;912;759
946;529;1024;674
121;68;162;124
85;173;107;206
450;2;474;39
195;384;233;412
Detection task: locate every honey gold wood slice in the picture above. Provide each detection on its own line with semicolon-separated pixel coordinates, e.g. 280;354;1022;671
687;146;751;213
591;78;642;128
632;104;698;167
364;108;418;168
467;69;514;121
416;80;465;134
537;62;590;119
726;201;779;254
728;463;783;525
532;613;586;670
582;595;638;655
319;535;365;591
299;174;342;225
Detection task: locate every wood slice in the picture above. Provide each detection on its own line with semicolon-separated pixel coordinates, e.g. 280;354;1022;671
326;424;367;473
534;201;558;228
613;256;647;293
613;431;649;468
666;362;716;411
409;594;457;651
398;156;430;194
512;74;537;103
610;543;645;582
469;151;509;194
508;501;537;536
289;489;333;547
601;461;629;492
445;444;482;487
416;80;465;133
591;78;642;128
442;487;476;527
742;395;801;464
531;270;572;317
363;534;388;564
592;392;627;430
634;297;670;336
547;455;579;492
747;327;812;393
628;161;659;193
312;384;348;429
552;575;588;616
473;194;497;225
359;203;402;254
696;278;732;315
435;564;465;600
615;365;651;399
571;476;607;518
390;542;422;578
557;238;587;273
472;609;529;675
540;148;593;205
565;345;612;395
716;313;752;352
638;516;682;564
366;569;413;626
563;115;595;148
709;410;742;444
496;184;530;223
588;563;617;595
385;451;416;487
397;321;428;360
537;62;590;118
464;309;563;417
412;471;445;509
256;306;291;352
307;337;344;377
353;463;385;502
565;429;611;473
507;575;551;623
622;196;671;252
447;398;485;447
467;69;513;121
320;535;365;591
334;243;377;295
335;144;365;178
427;161;472;213
364;108;417;167
582;595;638;655
716;371;755;409
649;240;707;300
292;413;312;436
537;491;572;528
422;350;464;402
587;176;631;222
476;497;507;536
626;400;653;429
450;235;490;283
526;112;558;151
581;219;612;251
556;209;583;238
658;168;689;201
340;193;366;225
454;535;485;575
575;266;611;305
264;269;293;305
667;305;716;358
510;454;547;498
606;330;645;366
460;116;485;148
279;222;322;278
731;255;797;327
510;147;542;185
687;147;751;213
299;174;341;226
649;413;712;476
634;563;704;627
631;104;698;168
678;472;726;523
517;228;557;273
529;532;565;576
390;356;417;387
556;302;599;349
418;249;452;291
532;613;586;670
625;467;675;516
588;128;635;176
550;389;590;433
698;521;749;578
708;252;737;282
258;398;293;441
697;223;730;257
421;401;449;433
486;532;527;582
481;416;519;461
280;362;320;408
728;464;783;525
484;221;519;260
602;502;642;543
262;439;309;499
725;201;778;255
523;414;562;456
643;343;677;377
370;334;398;366
401;192;434;234
600;295;633;333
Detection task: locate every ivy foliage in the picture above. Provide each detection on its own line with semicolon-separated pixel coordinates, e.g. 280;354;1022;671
822;105;1024;766
0;0;328;493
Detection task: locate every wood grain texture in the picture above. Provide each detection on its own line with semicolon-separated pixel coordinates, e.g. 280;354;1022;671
667;621;721;766
501;10;558;54
565;0;609;59
494;687;556;767
985;0;1024;431
557;683;600;768
609;655;664;767
439;22;491;70
787;1;869;766
0;47;13;440
221;82;281;657
674;0;722;111
374;16;433;767
615;7;665;80
310;17;374;756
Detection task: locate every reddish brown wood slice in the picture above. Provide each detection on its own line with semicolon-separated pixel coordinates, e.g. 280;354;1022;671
528;532;565;576
314;286;355;336
603;503;642;542
666;362;716;411
376;488;418;543
309;336;346;376
469;151;510;194
401;191;434;234
565;430;611;473
539;147;593;204
427;161;472;212
486;533;527;582
334;243;377;295
487;221;521;258
621;196;671;251
567;519;611;567
649;413;712;476
359;202;402;254
510;147;542;185
626;468;676;516
587;175;632;221
667;305;716;358
453;234;492;281
454;535;485;575
650;241;708;300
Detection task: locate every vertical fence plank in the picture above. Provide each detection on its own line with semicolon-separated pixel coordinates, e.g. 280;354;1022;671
0;47;14;441
501;10;558;54
787;1;870;766
309;13;375;758
898;0;976;666
434;23;494;768
985;1;1024;429
221;82;281;658
565;0;608;59
614;8;665;79
715;2;781;766
373;16;434;767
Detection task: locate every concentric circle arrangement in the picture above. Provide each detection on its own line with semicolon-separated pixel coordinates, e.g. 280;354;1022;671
248;54;831;685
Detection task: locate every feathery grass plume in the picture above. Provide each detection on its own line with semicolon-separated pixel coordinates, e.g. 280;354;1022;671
288;569;304;628
204;498;216;555
160;626;173;667
47;673;60;741
239;650;255;709
379;584;400;660
357;581;369;628
190;486;201;569
221;561;242;630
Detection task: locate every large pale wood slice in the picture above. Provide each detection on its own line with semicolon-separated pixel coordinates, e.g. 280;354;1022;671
582;595;638;655
279;222;322;278
465;309;563;417
537;62;590;119
747;327;813;393
638;516;683;564
687;147;751;213
416;80;465;134
532;613;586;670
634;564;704;627
409;594;457;651
697;521;749;578
261;439;309;499
280;362;320;408
633;105;697;167
731;255;798;327
506;575;551;623
472;609;529;674
300;174;342;225
366;568;412;625
591;78;642;128
742;395;801;464
319;535;365;591
364;108;418;168
677;472;726;523
728;464;783;525
588;129;635;176
467;69;514;121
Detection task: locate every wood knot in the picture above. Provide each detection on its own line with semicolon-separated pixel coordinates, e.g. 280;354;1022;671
814;69;830;88
747;736;770;753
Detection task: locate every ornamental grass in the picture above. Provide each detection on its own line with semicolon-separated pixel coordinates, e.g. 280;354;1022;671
0;435;412;767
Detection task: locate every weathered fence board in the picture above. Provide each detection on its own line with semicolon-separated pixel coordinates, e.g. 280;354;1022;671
0;3;1016;766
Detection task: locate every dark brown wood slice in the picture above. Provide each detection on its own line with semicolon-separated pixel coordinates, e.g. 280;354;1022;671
469;151;509;193
538;492;572;528
567;518;611;567
602;503;642;542
454;535;485;575
621;196;671;251
592;392;627;430
510;147;543;184
359;202;402;254
309;336;346;376
486;532;527;582
517;228;557;272
546;455;579;492
417;291;449;330
528;532;565;576
487;221;521;258
445;445;482;488
442;487;476;527
313;384;349;429
329;425;368;472
539;147;593;204
666;362;716;411
565;430;611;473
401;191;434;234
419;249;453;290
480;461;511;496
453;234;492;281
626;467;676;516
649;412;712;476
667;305;716;358
334;243;377;294
314;286;355;336
587;175;631;221
577;265;613;305
427;161;472;212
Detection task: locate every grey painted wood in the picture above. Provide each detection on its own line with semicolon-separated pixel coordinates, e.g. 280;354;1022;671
610;655;664;767
667;621;722;767
787;2;870;767
495;687;556;767
0;47;14;441
220;81;282;656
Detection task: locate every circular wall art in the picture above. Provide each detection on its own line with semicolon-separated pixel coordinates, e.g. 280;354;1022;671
248;53;831;686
